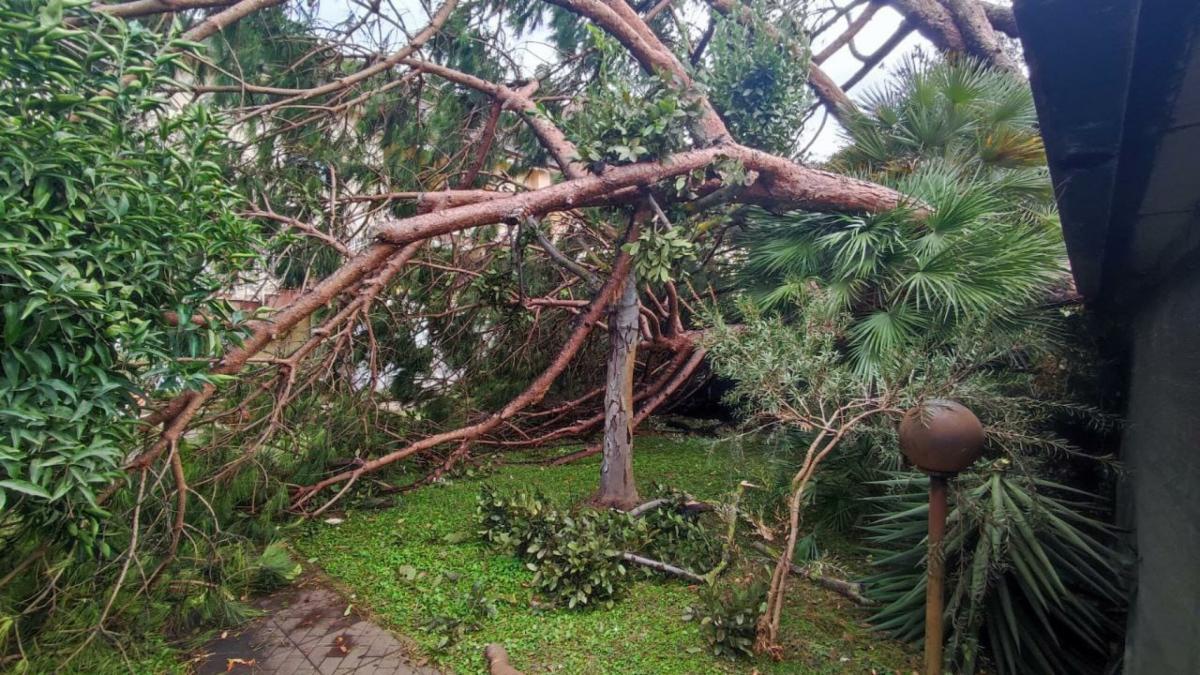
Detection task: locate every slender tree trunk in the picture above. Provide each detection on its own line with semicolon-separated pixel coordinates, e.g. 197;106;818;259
594;268;641;510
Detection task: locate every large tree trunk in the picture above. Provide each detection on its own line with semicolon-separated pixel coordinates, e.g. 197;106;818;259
594;268;641;510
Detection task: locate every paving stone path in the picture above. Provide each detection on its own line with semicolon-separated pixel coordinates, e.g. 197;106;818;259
195;578;440;675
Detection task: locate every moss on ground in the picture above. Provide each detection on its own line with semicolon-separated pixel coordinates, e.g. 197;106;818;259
296;435;919;674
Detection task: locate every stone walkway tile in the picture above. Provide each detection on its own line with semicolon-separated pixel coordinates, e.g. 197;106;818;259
195;574;440;675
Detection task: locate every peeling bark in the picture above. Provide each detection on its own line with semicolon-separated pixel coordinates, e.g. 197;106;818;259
982;1;1017;37
594;268;641;510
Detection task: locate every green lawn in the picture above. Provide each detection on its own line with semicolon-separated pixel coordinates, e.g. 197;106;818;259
296;435;919;674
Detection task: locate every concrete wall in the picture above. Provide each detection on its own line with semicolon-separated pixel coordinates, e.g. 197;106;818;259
1121;261;1200;674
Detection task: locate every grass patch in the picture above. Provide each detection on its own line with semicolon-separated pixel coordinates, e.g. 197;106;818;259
296;434;919;674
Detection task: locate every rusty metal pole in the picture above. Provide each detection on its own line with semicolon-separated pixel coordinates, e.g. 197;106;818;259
898;400;985;675
924;474;949;675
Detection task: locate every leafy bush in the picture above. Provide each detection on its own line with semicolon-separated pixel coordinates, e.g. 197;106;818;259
478;484;732;609
704;8;811;154
638;485;722;574
683;577;769;658
863;467;1128;674
565;27;698;169
477;485;629;608
0;0;256;536
476;483;558;556
527;510;629;609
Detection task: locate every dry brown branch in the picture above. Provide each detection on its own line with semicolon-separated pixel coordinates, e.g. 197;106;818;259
244;209;352;257
840;20;917;92
749;542;873;606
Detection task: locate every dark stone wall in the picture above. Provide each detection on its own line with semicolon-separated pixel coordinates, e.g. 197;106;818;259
1121;260;1200;673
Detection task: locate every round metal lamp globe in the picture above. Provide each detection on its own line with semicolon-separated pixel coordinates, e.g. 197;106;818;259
899;400;985;475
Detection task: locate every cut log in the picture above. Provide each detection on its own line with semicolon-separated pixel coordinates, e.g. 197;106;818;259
483;644;522;675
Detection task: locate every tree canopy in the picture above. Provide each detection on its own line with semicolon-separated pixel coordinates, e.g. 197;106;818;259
0;2;1124;673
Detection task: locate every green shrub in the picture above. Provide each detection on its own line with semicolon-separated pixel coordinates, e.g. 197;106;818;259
527;510;629;609
703;8;811;154
638;485;722;574
566;29;697;169
0;0;256;539
476;483;558;556
476;483;742;610
477;485;629;608
683;577;769;658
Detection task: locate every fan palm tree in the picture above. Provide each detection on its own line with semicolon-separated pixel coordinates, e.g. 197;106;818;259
739;58;1067;375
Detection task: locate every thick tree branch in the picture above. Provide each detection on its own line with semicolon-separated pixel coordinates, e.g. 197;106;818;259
883;0;966;52
982;1;1017;37
376;145;917;245
545;0;731;145
180;0;285;41
94;0;236;18
941;0;1020;74
884;0;1019;64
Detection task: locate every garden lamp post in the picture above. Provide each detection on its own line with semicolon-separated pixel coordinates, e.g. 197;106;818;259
898;400;985;675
